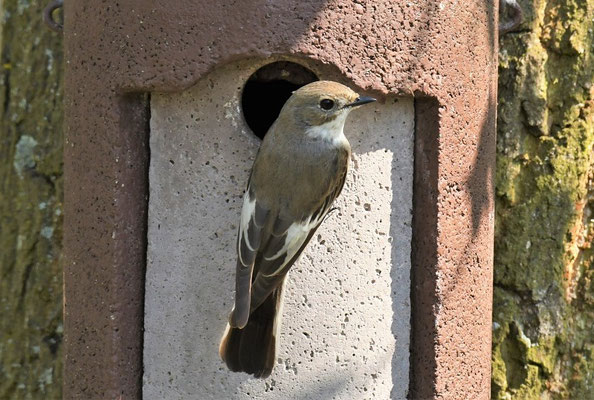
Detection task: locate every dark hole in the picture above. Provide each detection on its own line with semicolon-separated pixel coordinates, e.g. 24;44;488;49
241;61;318;139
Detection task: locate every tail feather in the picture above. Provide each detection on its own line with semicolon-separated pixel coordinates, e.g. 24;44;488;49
219;284;285;378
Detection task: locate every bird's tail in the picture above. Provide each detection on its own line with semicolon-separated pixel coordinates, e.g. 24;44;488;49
219;283;285;378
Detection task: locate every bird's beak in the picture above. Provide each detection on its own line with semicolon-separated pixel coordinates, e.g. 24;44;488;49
343;96;376;108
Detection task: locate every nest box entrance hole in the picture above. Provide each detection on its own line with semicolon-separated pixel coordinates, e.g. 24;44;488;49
241;61;319;139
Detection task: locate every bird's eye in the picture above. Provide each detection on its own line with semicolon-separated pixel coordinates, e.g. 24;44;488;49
319;99;335;110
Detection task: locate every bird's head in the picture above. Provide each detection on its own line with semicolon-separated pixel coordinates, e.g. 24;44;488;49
281;81;376;134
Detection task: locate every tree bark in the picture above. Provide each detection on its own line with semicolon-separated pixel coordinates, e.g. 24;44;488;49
0;1;63;399
493;0;594;398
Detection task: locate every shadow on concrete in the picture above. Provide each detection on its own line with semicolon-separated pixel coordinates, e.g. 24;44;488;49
408;97;440;399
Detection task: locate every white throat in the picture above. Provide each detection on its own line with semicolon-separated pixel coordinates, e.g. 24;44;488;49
306;110;350;146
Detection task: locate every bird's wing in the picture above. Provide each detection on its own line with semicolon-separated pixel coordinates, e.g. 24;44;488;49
232;147;350;326
231;186;270;328
248;161;349;312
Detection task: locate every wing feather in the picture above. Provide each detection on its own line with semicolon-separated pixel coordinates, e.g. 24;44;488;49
248;160;349;312
231;188;269;328
232;146;350;326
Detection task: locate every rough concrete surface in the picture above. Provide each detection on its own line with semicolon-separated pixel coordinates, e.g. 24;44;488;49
144;60;413;399
64;1;496;398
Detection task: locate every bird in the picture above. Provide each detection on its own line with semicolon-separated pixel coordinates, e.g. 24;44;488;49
219;80;376;378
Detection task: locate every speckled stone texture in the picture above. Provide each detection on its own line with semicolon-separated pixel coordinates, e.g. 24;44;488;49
64;1;497;399
144;59;413;399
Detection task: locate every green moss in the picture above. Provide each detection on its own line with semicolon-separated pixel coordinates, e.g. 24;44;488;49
514;365;547;399
526;335;556;375
0;1;63;399
567;343;594;396
494;0;594;398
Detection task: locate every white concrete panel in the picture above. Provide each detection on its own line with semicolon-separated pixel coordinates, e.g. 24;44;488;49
144;59;413;399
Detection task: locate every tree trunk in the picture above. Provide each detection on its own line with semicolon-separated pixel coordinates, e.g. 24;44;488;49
493;0;594;398
0;1;63;399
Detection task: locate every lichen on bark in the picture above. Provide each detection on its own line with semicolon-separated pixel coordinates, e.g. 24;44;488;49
0;1;63;399
493;0;594;398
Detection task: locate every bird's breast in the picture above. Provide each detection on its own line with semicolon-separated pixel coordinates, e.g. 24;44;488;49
251;139;349;220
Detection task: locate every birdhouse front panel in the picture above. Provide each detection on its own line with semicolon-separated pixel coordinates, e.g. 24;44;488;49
144;59;413;399
63;1;497;397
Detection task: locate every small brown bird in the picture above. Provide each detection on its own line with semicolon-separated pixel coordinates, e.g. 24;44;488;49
219;80;375;378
